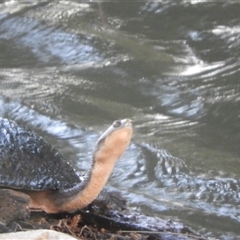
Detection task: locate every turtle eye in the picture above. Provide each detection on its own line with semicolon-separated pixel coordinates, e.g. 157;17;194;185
113;120;121;128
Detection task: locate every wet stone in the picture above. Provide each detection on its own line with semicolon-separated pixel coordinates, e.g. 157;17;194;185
0;189;30;228
0;229;77;240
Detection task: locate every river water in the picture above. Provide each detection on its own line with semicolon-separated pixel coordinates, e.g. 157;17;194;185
0;1;240;239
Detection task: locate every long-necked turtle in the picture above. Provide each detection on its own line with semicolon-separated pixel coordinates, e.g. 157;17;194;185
0;118;132;213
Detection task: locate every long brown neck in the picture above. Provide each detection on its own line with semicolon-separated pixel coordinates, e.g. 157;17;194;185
28;122;132;213
55;151;117;212
27;156;116;213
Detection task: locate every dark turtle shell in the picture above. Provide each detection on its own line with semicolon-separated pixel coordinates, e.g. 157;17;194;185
0;118;81;190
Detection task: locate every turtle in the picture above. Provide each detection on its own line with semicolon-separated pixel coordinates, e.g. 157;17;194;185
0;118;132;214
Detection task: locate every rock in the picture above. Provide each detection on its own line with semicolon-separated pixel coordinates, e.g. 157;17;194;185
0;189;30;226
0;229;76;240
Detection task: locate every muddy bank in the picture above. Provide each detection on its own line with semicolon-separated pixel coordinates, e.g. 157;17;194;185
0;189;212;240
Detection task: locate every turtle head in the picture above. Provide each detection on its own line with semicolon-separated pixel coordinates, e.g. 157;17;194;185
94;119;132;163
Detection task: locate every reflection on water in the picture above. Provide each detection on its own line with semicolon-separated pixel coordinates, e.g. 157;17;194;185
0;1;240;238
0;17;100;65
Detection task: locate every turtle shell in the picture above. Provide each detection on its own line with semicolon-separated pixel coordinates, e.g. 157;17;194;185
0;118;81;191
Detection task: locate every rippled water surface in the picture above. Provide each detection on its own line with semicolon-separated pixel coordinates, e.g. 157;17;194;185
0;1;240;239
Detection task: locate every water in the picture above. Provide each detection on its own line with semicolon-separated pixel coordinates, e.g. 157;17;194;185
0;1;240;239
